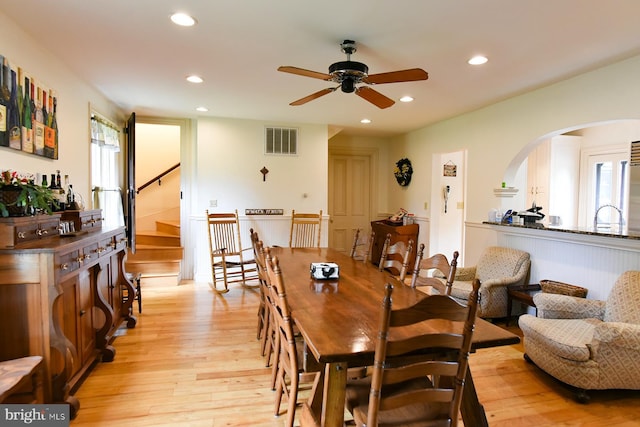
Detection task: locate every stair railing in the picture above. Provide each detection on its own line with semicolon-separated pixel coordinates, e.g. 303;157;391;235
137;163;180;194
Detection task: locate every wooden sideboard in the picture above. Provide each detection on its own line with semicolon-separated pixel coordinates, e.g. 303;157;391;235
0;217;136;418
370;220;420;269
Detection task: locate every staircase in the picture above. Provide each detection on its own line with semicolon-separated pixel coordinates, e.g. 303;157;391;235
125;220;183;281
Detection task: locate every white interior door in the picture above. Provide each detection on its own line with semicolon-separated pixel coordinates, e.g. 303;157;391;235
430;150;466;264
328;153;371;252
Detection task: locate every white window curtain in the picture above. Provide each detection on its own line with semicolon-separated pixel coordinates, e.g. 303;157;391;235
91;115;124;228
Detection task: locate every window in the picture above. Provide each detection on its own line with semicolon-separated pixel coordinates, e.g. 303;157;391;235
91;114;124;227
587;151;629;228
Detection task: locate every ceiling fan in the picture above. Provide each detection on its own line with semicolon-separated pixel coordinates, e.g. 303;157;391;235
278;40;428;109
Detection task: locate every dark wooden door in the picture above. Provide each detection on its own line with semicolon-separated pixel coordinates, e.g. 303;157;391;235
125;112;136;252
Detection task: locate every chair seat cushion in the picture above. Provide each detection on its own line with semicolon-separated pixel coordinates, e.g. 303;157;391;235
519;315;602;362
0;356;42;403
447;279;473;301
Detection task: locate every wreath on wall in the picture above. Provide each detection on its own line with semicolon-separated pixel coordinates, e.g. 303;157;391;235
394;158;413;187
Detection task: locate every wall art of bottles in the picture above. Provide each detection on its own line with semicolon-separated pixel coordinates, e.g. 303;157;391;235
0;53;59;159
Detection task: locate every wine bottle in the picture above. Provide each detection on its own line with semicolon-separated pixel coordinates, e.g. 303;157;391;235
65;175;75;207
41;89;48;128
30;80;36;124
44;90;55;158
56;170;65;210
33;84;45;155
0;55;9;147
41;173;48;187
8;67;21;150
21;75;33;153
16;67;23;126
51;97;60;159
52;96;59;159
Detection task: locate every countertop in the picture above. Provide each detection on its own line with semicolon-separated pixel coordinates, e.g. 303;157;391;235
482;221;640;241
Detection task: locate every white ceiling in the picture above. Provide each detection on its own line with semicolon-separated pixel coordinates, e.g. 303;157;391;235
3;0;640;137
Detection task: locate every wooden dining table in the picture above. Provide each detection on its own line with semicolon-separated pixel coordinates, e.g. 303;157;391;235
269;246;520;427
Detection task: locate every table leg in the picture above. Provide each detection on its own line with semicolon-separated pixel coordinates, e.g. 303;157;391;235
301;361;348;427
322;362;348;427
460;368;489;427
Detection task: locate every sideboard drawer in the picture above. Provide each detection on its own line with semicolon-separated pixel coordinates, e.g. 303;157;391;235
56;249;82;274
0;214;62;248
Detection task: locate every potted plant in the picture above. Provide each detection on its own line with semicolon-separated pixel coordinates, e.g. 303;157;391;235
0;170;58;217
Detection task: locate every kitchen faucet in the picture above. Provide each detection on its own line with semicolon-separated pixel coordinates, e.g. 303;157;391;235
593;204;624;232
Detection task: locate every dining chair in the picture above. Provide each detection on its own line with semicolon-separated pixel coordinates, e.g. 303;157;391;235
0;356;44;404
251;239;283;392
289;209;322;248
378;233;413;283
410;243;459;294
345;279;481;427
206;209;258;293
265;250;321;427
250;228;269;347
350;228;375;263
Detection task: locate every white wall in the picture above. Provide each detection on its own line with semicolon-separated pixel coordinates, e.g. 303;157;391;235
191;117;329;281
0;11;124;209
388;55;640;265
195;117;328;216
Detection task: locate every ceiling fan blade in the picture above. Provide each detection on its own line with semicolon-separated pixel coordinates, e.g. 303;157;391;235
364;68;428;84
278;66;332;81
355;86;395;109
290;87;336;106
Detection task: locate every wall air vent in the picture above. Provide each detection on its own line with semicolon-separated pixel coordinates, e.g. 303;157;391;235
265;127;298;155
631;140;640;166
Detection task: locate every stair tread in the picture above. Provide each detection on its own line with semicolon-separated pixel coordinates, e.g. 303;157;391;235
156;220;180;227
135;244;184;250
126;259;181;264
136;230;180;238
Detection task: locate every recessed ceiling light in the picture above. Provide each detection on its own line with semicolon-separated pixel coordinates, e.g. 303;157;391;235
196;106;209;112
399;96;414;103
186;75;203;83
361;118;371;124
170;12;197;27
468;55;488;65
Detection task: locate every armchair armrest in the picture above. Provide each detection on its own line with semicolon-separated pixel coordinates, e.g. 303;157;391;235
534;293;606;319
592;322;640;352
454;266;476;281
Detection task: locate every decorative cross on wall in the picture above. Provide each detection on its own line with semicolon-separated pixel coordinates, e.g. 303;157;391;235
260;166;269;182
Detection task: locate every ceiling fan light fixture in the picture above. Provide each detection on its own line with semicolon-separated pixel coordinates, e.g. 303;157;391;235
400;96;414;103
360;118;371;124
341;78;356;93
170;12;197;27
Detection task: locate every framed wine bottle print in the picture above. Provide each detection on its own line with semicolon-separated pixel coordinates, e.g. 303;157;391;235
0;52;59;159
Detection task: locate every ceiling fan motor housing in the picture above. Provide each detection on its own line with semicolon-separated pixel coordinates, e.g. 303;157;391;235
329;60;368;93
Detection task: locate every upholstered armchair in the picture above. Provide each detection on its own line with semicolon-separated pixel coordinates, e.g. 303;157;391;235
444;246;530;319
519;271;640;403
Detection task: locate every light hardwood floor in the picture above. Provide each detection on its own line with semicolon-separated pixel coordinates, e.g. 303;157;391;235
70;277;640;426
